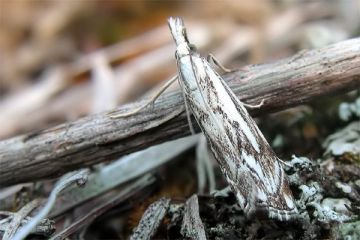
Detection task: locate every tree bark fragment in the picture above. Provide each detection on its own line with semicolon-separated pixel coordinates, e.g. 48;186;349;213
130;197;171;240
181;195;207;240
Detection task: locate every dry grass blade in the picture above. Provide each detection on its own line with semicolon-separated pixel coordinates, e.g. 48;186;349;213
196;135;216;194
50;135;199;217
12;169;89;240
90;53;117;113
49;174;156;240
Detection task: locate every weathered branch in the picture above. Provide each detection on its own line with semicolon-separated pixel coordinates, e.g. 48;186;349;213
1;38;359;187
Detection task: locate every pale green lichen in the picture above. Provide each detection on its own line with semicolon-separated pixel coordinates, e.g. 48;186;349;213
323;121;360;157
335;182;353;194
338;221;360;240
297;182;354;224
297;182;323;210
288;155;314;171
339;97;360;121
321;198;352;216
310;201;352;223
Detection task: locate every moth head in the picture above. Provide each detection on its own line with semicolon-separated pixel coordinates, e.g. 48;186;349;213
168;17;191;45
189;43;197;52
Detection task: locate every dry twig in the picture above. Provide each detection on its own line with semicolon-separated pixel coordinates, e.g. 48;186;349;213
0;38;359;186
2;199;41;240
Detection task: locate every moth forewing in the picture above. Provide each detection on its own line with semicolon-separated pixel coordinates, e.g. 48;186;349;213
168;17;298;221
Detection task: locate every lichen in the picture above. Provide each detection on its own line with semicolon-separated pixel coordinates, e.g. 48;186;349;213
338;221;360;240
339;97;360;121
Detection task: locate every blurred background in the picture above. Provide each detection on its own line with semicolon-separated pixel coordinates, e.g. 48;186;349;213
0;0;359;140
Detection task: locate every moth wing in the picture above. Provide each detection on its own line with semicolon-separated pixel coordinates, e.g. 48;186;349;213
202;60;297;218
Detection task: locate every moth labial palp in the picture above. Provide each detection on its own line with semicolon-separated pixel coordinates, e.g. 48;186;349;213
167;16;298;221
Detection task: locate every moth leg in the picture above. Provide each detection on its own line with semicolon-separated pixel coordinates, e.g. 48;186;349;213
277;158;292;168
196;135;216;194
211;186;232;198
207;53;232;73
177;74;197;135
184;97;196;135
107;75;178;118
242;99;265;109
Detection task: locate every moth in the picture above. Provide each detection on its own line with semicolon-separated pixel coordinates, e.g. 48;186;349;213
168;17;298;221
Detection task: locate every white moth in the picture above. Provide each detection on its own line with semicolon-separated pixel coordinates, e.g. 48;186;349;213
168;17;298;221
